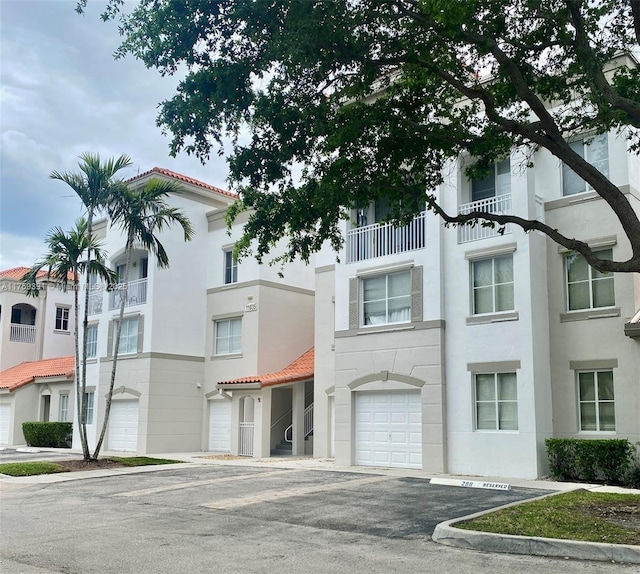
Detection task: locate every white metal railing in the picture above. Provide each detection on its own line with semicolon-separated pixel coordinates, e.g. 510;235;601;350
239;422;254;456
10;323;36;343
284;403;314;443
347;212;426;263
108;278;147;310
88;292;103;315
458;194;512;243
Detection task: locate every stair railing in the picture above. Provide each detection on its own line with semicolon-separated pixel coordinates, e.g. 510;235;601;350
284;403;314;443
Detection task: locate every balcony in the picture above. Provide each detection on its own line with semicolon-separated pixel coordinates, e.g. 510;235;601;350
346;211;426;263
108;278;148;310
458;194;512;243
10;323;36;343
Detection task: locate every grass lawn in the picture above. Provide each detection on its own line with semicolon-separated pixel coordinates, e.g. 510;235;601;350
456;490;640;546
0;456;183;477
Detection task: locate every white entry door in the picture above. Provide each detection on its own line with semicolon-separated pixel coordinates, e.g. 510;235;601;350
209;400;231;452
0;403;11;445
108;399;139;452
355;391;422;469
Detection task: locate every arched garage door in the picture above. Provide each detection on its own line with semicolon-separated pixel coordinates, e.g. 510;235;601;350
108;399;139;452
355;391;422;469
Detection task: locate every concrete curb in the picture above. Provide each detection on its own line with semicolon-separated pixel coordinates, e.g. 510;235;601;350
432;493;640;565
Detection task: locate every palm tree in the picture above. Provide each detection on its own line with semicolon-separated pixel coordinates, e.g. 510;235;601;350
50;153;131;460
92;178;194;459
22;219;116;461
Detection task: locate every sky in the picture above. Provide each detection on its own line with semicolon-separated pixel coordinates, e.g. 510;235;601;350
0;0;231;270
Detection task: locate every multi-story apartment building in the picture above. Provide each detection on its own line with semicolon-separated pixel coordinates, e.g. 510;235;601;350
313;130;640;479
0;267;76;446
78;168;315;455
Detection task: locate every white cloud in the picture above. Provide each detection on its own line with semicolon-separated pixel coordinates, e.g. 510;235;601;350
0;232;47;270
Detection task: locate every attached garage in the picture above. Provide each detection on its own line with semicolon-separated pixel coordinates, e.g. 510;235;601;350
108;399;139;452
355;391;422;469
0;403;11;445
208;400;231;452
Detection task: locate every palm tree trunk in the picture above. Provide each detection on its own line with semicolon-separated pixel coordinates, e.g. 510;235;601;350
93;235;133;458
72;264;83;458
79;210;93;461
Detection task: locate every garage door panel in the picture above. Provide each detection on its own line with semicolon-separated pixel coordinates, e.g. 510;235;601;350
356;391;422;470
0;404;11;445
109;400;139;452
209;400;231;452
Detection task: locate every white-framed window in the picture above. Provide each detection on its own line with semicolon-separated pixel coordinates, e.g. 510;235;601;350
215;317;242;355
224;249;238;285
472;255;514;314
115;316;139;355
84;391;95;425
578;370;615;432
59;394;69;422
55;306;70;331
361;270;411;326
471;159;511;202
562;133;609;196
86;324;98;358
566;248;614;311
475;372;518;431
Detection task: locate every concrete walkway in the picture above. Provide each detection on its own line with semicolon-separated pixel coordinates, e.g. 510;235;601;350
2;448;639;564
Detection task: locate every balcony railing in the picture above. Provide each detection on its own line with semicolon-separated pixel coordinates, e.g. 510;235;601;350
108;278;148;311
346;211;426;263
458;194;512;243
10;323;36;343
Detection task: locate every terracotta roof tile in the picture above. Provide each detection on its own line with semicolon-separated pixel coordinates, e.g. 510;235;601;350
0;267;76;283
126;167;237;199
0;356;75;392
219;348;314;388
0;267;48;281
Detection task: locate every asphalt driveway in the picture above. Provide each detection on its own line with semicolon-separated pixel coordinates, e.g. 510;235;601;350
1;464;632;574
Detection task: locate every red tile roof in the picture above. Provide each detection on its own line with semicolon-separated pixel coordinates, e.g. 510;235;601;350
127;167;237;199
0;356;75;392
0;267;48;281
0;267;76;283
218;348;314;388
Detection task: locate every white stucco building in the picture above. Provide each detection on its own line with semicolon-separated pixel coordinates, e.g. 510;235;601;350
78;168;315;455
313;129;640;479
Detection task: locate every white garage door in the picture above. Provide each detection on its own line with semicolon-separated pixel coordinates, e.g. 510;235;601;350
108;400;139;452
209;400;231;452
355;391;422;469
0;403;11;445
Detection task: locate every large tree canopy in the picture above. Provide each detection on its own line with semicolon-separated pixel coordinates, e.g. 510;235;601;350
82;0;640;272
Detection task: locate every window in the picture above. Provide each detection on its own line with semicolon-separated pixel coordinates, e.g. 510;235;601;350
472;255;514;314
84;392;95;425
115;317;139;355
86;324;98;358
562;133;609;196
55;306;70;331
215;318;242;355
224;249;238;284
471;159;511;202
475;373;518;430
566;248;614;311
578;371;615;431
59;394;69;422
362;271;411;326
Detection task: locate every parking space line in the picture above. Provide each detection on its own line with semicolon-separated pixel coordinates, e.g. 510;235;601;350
202;474;395;510
114;468;307;498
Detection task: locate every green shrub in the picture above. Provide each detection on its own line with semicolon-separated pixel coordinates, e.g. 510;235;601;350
545;438;633;485
22;422;72;448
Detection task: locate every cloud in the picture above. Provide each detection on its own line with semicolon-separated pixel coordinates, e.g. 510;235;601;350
0;232;48;271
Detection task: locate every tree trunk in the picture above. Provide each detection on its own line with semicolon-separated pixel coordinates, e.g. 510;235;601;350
93;235;133;458
79;210;94;461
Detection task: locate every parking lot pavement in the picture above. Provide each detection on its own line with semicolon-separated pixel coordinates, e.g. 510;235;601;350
1;465;634;574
